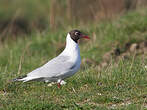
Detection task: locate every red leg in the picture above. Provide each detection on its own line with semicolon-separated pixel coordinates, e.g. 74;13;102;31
57;83;61;88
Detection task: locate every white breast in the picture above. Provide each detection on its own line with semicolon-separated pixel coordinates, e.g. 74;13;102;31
59;33;81;77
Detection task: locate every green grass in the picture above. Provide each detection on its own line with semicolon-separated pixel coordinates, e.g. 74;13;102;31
0;8;147;109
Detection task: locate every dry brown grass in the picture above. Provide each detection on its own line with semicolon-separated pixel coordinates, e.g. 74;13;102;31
0;0;147;40
49;0;147;29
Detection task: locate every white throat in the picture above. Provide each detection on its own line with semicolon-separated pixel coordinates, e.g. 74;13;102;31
60;33;80;57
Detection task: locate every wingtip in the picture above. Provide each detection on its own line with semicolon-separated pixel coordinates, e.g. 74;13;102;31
12;75;27;82
12;78;19;82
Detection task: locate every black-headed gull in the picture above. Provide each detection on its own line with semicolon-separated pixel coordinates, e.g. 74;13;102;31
13;30;90;87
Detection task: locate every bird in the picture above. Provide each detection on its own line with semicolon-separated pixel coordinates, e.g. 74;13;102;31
13;29;90;87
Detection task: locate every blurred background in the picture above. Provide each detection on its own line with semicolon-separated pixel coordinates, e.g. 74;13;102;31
0;0;147;41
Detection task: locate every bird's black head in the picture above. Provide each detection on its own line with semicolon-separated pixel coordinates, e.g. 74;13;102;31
69;30;90;43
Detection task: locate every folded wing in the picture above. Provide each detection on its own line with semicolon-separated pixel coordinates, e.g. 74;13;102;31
27;55;75;78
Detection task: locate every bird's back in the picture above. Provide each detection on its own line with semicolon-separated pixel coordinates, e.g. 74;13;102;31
27;54;80;80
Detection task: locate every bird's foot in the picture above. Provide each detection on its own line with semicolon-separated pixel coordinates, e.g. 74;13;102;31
57;79;66;88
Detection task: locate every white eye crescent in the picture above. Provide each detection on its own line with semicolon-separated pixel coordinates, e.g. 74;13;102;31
75;32;78;35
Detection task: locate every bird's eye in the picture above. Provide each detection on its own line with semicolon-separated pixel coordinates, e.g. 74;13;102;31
75;32;79;35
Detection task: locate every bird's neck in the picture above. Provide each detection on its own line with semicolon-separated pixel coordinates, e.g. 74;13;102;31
61;33;80;57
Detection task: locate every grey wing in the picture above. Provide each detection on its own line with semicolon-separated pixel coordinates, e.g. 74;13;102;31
27;56;75;78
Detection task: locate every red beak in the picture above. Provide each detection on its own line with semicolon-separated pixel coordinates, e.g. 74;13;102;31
81;35;90;39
